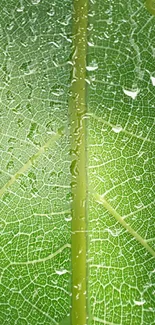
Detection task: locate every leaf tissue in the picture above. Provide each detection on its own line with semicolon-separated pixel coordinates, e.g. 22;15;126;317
0;0;155;324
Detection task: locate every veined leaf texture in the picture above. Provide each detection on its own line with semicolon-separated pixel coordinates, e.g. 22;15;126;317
0;0;155;324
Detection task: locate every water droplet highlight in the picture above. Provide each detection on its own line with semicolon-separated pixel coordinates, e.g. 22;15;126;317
55;269;68;275
86;60;98;71
134;300;145;306
123;88;139;99
31;0;40;4
150;76;155;86
112;125;122;133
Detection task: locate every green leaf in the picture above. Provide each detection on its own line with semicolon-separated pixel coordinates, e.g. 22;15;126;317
0;0;155;325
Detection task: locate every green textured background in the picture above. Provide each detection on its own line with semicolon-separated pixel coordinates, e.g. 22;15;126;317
0;0;155;324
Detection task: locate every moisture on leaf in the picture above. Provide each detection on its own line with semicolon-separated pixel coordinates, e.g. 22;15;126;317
0;0;155;325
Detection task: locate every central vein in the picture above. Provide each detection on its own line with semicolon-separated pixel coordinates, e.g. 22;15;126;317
69;0;88;324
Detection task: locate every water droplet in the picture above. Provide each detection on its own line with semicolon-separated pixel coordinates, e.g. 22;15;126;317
7;22;14;31
55;269;68;275
112;125;122;133
31;0;40;4
134;202;143;209
65;215;72;222
134;300;145;306
104;31;109;39
88;41;94;47
123;88;139;99
70;160;79;177
135;175;141;181
76;293;79;300
86;64;98;71
47;8;55;17
107;17;113;25
150;76;155;86
17;6;24;12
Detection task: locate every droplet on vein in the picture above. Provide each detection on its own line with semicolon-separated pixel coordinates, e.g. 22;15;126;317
123;88;139;99
112;125;122;133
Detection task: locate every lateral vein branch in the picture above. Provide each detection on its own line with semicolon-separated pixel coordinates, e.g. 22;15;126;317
94;193;155;257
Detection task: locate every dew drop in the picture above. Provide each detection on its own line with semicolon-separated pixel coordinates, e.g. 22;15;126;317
86;60;98;71
86;65;98;71
47;8;55;17
134;202;143;209
17;6;24;12
135;175;141;181
112;125;122;133
134;300;145;306
123;88;139;99
65;215;72;222
55;269;68;275
88;41;94;47
150;76;155;86
76;293;79;300
31;0;40;4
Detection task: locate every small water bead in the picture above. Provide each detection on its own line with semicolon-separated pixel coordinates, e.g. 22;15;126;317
47;8;55;17
135;175;141;182
134;202;144;209
17;6;24;12
86;60;98;71
134;300;145;306
88;41;94;47
55;269;68;275
31;0;40;4
86;65;98;71
112;125;122;133
150;76;155;86
64;215;72;222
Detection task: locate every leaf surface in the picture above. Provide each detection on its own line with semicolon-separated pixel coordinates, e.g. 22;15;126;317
0;0;155;324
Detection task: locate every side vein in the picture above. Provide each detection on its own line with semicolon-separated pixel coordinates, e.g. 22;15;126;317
94;193;155;257
0;132;60;198
87;112;155;144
